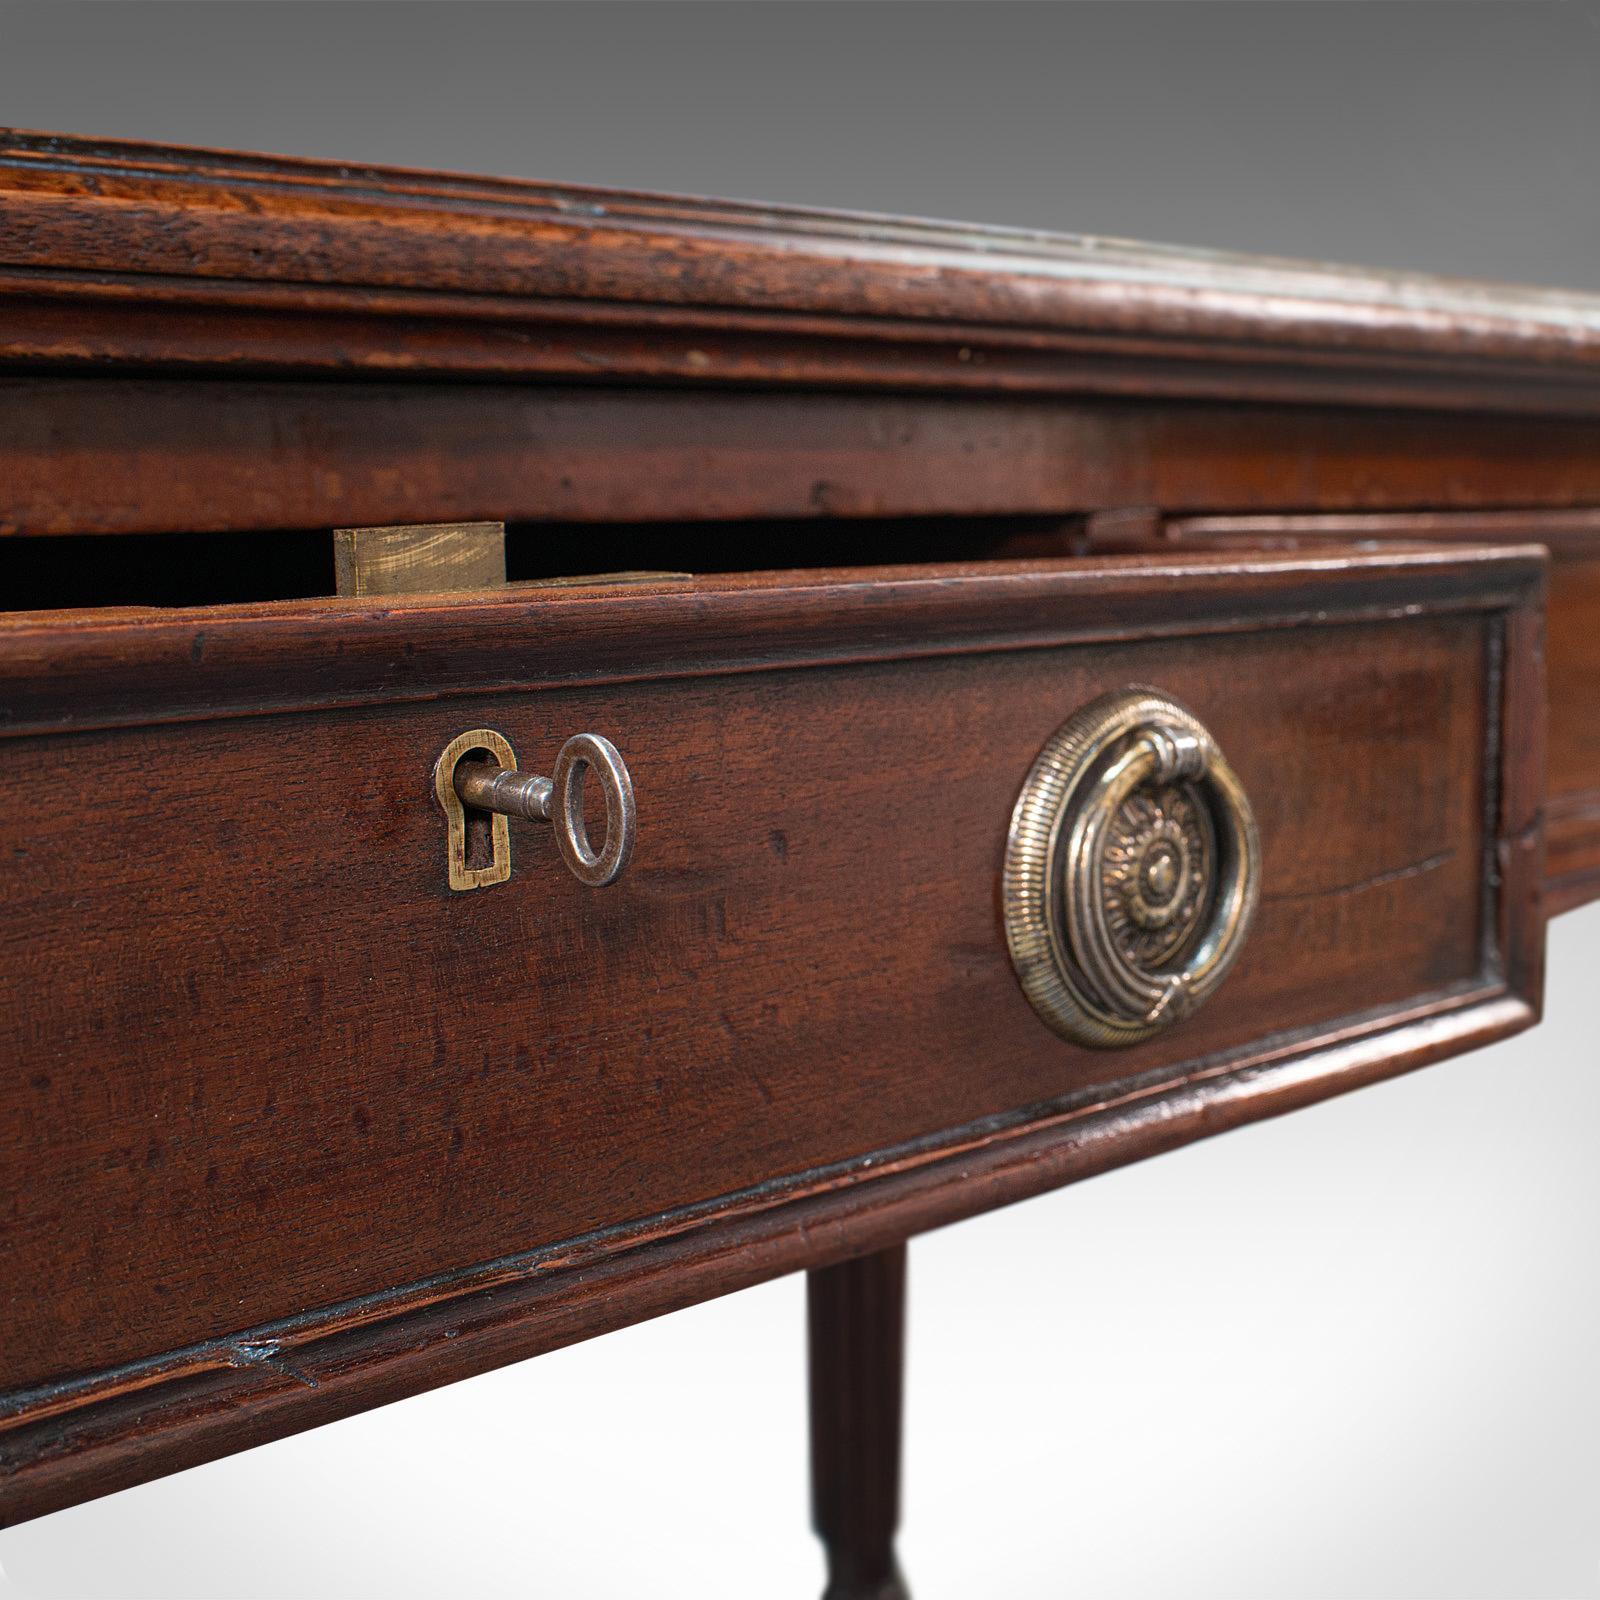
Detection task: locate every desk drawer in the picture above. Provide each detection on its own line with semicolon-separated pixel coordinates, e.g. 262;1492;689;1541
0;545;1543;1516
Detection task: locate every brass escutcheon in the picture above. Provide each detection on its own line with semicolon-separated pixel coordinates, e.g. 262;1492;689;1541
434;728;519;891
1003;688;1260;1048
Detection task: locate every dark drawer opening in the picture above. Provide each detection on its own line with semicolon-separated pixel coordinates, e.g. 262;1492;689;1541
0;515;1086;615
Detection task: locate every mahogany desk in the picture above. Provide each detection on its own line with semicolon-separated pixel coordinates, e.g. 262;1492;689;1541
0;132;1596;1597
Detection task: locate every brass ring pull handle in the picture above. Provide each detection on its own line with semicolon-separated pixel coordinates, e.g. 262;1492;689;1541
1003;688;1260;1048
438;730;636;890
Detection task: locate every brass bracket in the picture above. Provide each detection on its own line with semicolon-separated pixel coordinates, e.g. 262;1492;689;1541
334;521;506;597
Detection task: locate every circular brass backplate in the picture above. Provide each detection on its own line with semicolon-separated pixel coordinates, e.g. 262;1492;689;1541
1003;688;1260;1048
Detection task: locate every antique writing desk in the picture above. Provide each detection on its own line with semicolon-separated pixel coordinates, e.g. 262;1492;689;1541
1;133;1596;1596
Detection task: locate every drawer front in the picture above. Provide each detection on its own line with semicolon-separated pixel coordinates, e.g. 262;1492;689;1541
0;548;1543;1516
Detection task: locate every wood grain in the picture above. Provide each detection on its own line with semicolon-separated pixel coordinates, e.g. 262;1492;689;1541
5;131;1600;415
1120;511;1598;912
0;991;1536;1529
0;546;1539;735
17;378;1600;538
0;131;1575;1568
0;550;1543;1525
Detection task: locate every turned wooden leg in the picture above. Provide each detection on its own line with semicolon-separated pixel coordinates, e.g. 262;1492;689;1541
808;1243;910;1600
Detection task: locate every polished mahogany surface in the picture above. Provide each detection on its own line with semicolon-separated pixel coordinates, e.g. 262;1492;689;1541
2;132;1597;913
0;136;1587;1589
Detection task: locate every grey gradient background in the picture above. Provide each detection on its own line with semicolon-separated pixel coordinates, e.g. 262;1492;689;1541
1;4;1598;1597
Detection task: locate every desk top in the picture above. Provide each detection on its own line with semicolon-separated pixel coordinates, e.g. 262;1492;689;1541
5;128;1600;415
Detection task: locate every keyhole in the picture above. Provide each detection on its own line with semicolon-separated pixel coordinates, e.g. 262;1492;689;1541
433;728;518;892
455;753;500;873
